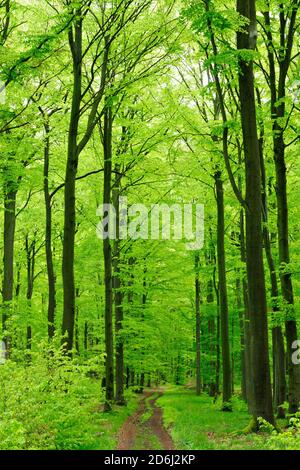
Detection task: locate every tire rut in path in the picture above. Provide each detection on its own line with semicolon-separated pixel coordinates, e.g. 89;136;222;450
117;390;174;450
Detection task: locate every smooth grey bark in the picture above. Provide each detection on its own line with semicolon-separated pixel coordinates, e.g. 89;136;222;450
62;15;82;353
235;276;247;400
259;132;286;418
103;106;114;410
113;167;125;405
43;120;56;340
2;184;17;356
239;208;253;409
25;234;36;352
237;0;274;426
215;171;232;410
263;5;300;414
195;253;201;395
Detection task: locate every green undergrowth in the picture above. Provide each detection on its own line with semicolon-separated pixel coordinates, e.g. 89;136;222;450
158;386;300;450
0;353;138;450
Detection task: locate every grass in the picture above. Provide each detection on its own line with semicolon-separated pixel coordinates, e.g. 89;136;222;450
158;386;260;450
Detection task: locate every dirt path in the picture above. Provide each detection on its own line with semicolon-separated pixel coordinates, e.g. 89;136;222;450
117;390;175;450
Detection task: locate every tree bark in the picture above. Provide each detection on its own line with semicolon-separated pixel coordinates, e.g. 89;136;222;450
263;4;300;414
195;253;201;395
237;0;274;426
113;167;125;405
62;16;82;352
25;234;36;353
103;106;114;410
2;184;17;357
236;276;247;400
43;120;56;340
239;208;253;409
259;134;286;418
215;171;232;410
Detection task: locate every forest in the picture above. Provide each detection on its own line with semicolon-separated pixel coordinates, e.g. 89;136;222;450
0;0;300;452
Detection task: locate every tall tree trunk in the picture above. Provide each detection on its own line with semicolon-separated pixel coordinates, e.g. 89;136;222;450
2;184;17;357
25;234;35;352
62;17;82;352
75;288;80;354
259;134;286;418
237;0;274;426
113;168;125;405
263;2;300;415
195;253;201;395
216;303;221;398
236;276;247;400
103;106;114;410
274;125;300;415
238;189;253;408
138;266;147;394
43;120;56;340
206;234;217;397
215;171;232;410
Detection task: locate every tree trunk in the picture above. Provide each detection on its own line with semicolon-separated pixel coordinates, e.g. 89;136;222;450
215;171;232;410
239;203;253;409
62;17;82;353
275;136;300;414
43;120;56;340
195;253;201;395
236;276;247;400
103;106;114;410
113;168;125;405
25;234;36;353
263;1;300;416
259;135;286;418
237;0;274;426
206;235;217;397
2;185;17;357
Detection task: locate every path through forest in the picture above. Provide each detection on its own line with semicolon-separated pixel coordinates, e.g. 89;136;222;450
117;390;174;450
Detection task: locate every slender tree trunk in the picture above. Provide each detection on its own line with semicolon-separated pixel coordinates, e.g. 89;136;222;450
259;134;286;418
207;313;216;396
275;133;300;414
239;205;253;409
75;288;80;354
237;0;274;426
263;2;300;416
195;253;201;395
103;106;114;410
236;276;247;400
84;322;88;351
2;184;17;357
216;310;221;398
25;234;35;352
206;235;217;397
138;267;147;394
62;17;82;353
43;121;56;340
113;169;125;405
215;171;232;410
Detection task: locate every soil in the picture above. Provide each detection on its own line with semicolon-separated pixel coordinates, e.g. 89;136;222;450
117;390;175;450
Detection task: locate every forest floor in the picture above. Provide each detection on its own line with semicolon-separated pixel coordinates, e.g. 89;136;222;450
157;386;300;450
158;386;255;450
4;360;296;450
117;390;175;450
115;386;296;450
